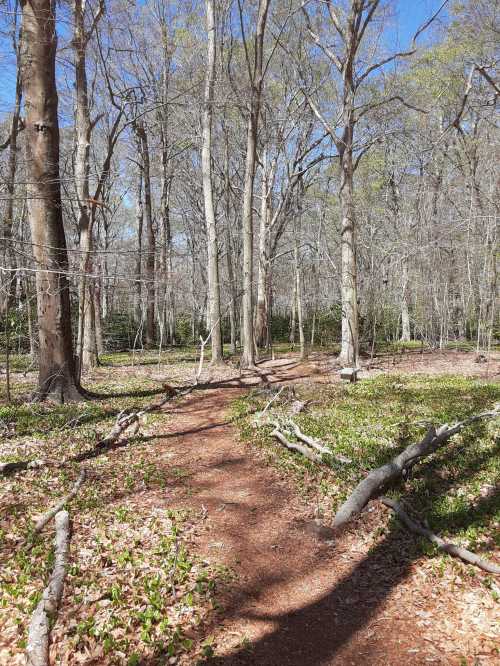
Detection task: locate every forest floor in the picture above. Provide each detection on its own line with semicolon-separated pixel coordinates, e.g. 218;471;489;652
0;349;499;665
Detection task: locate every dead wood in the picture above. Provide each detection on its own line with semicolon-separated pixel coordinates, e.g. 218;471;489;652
0;459;45;476
380;497;500;575
333;406;499;529
290;422;331;455
271;428;323;464
25;470;86;546
0;387;193;475
25;510;71;666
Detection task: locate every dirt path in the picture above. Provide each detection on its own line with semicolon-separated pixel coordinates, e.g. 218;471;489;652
143;358;497;665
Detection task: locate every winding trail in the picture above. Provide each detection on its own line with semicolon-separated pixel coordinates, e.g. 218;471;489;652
143;358;496;665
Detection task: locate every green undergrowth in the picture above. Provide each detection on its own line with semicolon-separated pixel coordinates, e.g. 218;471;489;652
0;370;230;664
232;374;500;560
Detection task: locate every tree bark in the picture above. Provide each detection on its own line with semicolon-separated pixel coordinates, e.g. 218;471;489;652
26;511;71;666
2;25;22;316
20;0;83;402
202;0;224;364
401;260;411;342
134;121;155;347
240;0;271;368
74;0;98;375
338;101;358;365
255;147;272;348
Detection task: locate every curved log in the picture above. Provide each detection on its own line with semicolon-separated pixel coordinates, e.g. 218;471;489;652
333;407;499;529
26;470;86;545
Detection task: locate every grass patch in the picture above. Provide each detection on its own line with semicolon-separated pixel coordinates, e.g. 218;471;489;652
233;374;500;551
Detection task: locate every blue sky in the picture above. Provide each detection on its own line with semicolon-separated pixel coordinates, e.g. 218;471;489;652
0;0;448;121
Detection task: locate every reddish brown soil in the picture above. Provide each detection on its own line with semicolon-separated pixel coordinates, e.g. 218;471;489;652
141;354;499;665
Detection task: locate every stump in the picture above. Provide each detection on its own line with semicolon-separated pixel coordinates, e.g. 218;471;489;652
340;367;360;382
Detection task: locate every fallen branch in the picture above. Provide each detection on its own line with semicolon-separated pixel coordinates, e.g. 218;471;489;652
380;496;500;575
333;406;499;529
26;510;71;666
26;470;86;545
0;386;193;475
0;459;45;476
290;422;332;455
271;428;323;464
73;387;193;462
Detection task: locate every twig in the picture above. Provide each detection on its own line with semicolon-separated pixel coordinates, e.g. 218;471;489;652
261;386;285;416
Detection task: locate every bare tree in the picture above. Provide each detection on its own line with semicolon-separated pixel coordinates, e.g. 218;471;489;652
239;0;271;368
20;0;84;401
202;0;224;364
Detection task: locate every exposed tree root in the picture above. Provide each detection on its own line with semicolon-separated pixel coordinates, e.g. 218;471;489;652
332;407;499;529
24;470;86;547
380;497;500;575
26;510;71;666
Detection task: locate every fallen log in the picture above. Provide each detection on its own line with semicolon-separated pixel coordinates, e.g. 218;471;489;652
26;510;71;666
333;406;499;529
25;470;86;546
380;496;500;575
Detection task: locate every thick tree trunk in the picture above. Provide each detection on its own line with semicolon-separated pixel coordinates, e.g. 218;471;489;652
20;0;83;402
202;0;223;364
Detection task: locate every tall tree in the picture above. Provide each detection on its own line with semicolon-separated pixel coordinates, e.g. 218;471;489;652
74;0;104;375
202;0;224;364
239;0;271;368
20;0;84;401
302;0;447;365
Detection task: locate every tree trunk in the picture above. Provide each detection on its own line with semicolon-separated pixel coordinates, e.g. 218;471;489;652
295;238;307;360
135;121;155;346
74;0;100;374
223;135;237;354
400;261;411;342
20;0;83;401
255;148;272;349
202;0;223;364
338;106;358;366
135;167;143;324
240;0;271;369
